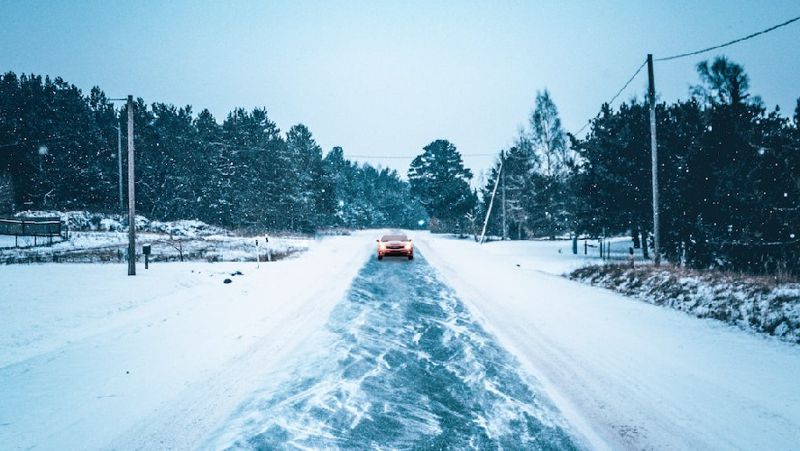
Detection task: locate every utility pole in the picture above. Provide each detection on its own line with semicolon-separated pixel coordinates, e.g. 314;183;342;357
116;124;123;210
647;54;661;266
127;95;136;276
479;158;503;244
501;151;507;240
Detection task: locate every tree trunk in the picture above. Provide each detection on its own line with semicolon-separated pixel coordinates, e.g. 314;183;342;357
632;225;641;248
572;233;578;255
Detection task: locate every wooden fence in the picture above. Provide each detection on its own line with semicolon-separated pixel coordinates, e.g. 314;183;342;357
0;216;64;246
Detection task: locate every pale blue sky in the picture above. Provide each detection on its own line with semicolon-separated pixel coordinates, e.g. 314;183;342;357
2;0;799;179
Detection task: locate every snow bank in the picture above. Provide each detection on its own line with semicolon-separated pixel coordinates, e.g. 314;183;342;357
3;211;309;264
0;232;375;450
0;232;309;264
571;264;800;344
417;232;800;450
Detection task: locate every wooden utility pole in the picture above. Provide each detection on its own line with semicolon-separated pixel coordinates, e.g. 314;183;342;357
117;124;123;210
501;155;507;240
647;54;661;266
127;95;136;276
479;158;503;244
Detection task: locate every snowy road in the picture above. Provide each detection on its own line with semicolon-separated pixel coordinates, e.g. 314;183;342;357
211;253;577;449
2;231;800;450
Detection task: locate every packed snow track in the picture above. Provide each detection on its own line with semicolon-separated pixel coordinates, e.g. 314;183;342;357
211;252;578;449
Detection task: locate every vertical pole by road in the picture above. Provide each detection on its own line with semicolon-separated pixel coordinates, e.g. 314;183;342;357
479;158;503;244
127;95;136;276
501;152;507;240
117;123;123;211
647;54;661;266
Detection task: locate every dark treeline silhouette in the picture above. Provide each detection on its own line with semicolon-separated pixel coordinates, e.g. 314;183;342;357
0;72;427;232
472;56;800;275
408;139;477;234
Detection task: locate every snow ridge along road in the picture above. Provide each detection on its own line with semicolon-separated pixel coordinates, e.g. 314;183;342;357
211;251;578;450
417;233;800;450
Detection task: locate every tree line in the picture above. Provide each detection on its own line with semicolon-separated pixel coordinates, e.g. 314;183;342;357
3;57;799;275
0;72;427;232
406;56;800;275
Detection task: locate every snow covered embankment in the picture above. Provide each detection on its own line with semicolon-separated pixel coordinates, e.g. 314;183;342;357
2;210;308;264
571;264;800;344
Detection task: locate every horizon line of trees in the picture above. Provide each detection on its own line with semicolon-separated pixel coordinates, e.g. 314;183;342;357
406;55;800;275
4;56;799;275
0;71;428;232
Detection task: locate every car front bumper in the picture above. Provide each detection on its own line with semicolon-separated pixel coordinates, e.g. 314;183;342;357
379;248;413;256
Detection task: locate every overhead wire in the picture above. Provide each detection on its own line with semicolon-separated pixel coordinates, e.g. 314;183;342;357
572;13;800;137
655;14;800;61
573;58;648;136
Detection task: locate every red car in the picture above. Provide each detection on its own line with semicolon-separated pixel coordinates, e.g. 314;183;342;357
377;234;414;260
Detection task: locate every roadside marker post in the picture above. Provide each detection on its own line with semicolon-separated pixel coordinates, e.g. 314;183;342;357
143;245;151;269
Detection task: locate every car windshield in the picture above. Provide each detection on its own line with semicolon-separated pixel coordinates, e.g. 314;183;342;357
381;235;407;242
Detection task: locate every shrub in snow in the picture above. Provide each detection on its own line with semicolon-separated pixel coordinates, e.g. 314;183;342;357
570;264;800;344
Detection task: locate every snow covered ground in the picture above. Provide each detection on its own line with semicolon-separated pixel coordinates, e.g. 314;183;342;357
417;233;800;450
1;211;309;264
0;232;372;450
571;264;800;344
3;230;800;449
0;231;308;264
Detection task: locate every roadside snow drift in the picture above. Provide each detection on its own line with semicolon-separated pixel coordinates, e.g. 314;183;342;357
417;233;800;450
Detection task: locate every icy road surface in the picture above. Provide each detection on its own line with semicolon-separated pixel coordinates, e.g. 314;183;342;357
212;254;578;449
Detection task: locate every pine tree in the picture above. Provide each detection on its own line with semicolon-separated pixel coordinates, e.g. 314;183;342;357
285;124;325;232
408;139;475;233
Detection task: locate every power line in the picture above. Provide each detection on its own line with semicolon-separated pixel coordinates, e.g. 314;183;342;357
606;59;648;109
655;14;800;62
573;58;648;136
572;14;799;137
